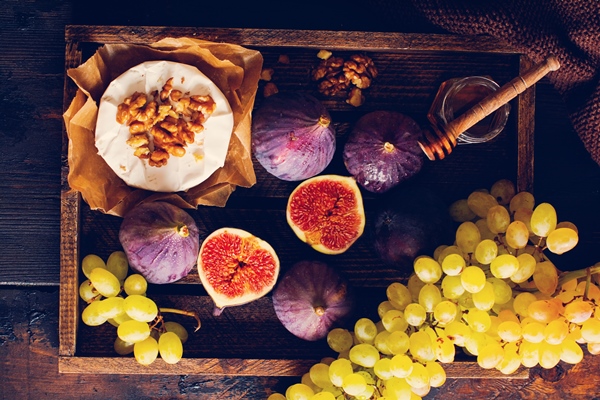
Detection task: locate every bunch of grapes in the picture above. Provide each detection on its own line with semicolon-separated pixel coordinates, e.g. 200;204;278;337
79;251;200;366
268;179;600;400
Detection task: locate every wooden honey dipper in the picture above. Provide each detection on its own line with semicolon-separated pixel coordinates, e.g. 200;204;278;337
418;56;561;161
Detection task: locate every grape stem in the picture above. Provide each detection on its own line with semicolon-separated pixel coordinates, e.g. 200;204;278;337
159;307;202;332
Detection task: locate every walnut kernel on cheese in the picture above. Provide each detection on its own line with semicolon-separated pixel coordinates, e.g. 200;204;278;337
116;77;216;168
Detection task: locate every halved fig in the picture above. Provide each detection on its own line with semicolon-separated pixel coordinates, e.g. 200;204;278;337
286;174;365;255
197;227;280;316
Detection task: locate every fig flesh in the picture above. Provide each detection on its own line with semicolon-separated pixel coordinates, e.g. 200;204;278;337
197;227;280;316
343;110;425;193
272;260;354;341
251;92;336;181
372;186;454;275
286;174;365;255
119;202;200;284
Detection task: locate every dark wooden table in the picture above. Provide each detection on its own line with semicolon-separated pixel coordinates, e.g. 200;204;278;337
2;1;600;399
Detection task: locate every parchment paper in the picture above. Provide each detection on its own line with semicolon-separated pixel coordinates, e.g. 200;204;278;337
63;37;263;217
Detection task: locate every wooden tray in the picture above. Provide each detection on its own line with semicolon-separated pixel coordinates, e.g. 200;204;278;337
60;25;536;377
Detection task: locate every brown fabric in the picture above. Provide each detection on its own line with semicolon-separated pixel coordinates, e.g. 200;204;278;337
401;0;600;166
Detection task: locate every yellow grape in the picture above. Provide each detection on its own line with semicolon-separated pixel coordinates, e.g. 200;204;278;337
329;358;353;387
348;343;379;368
564;300;594;324
434;335;455;363
327;328;353;353
390;354;413;378
158;331;183;364
456;221;481;254
490;179;516;205
79;279;100;303
505;220;530;249
513;208;534;235
405;303;427;327
114;336;134;355
96;296;125;320
308;363;331;389
530;202;557;237
488;278;512;305
117;319;151;343
477;340;504;369
581;319;600;343
385;377;412;399
487;205;511;234
164;321;189;344
556;221;578;233
511;253;536;283
433;244;448;261
382;309;409;333
467;191;499;218
386;330;410;355
444;320;471;347
433;300;458;324
546;227;578;254
267;394;286;400
386;282;412;310
461;266;487;294
341;373;367;396
409;330;435;363
509;191;535;213
123;274;148;296
519;340;540;368
354;317;378;344
497;308;519;323
82;254;106;279
413;256;443;284
522;321;546;343
560;338;584;364
441;253;466;276
106;250;129;282
301;372;320;393
81;300;107;326
538;341;562;369
490;254;519;279
133;336;159;366
111;311;132;326
587;342;600;355
377;300;396;319
533;261;559;295
472;282;495;311
474;239;498;265
527;300;561;324
449;198;476;222
497;320;522;342
465;309;491;332
374;331;392;354
123;294;158;323
544;319;569;345
286;383;314;400
373;358;394;380
405;362;430;389
497;346;521;375
441;275;465;299
418;284;442;312
436;245;464;266
407;273;426;302
475;218;496;241
89;267;121;298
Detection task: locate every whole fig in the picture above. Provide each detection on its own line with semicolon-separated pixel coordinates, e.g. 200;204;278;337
343;110;424;193
272;260;354;341
251;92;336;181
119;202;200;284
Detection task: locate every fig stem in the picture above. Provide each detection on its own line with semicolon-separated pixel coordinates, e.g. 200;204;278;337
159;307;201;332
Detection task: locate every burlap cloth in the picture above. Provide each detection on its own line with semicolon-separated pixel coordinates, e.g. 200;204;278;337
381;0;600;166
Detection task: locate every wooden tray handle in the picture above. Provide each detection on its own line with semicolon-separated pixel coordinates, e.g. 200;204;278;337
419;56;560;160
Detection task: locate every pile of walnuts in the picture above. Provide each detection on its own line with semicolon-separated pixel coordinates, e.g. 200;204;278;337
116;77;216;167
312;51;378;107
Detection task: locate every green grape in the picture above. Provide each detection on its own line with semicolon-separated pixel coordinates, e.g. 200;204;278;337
374;330;393;355
382;309;409;333
488;278;512;305
513;292;537;317
405;361;430;389
386;330;410;355
390;354;413;378
409;330;435;363
89;267;121;298
441;275;465;300
522;321;546;343
354;318;377;344
81;300;107;326
434;335;455;363
538;341;562;369
117;319;151;343
418;284;442;313
123;274;148;296
455;221;481;254
425;361;447;387
328;358;353;387
114;336;134;355
82;254;106;279
441;253;466;276
490;179;516;205
458;291;475;309
544;319;569;345
449;198;476;222
387;282;412;311
472;282;495;311
505;220;530;249
460;266;486;294
378;300;396;319
327;328;353;353
133;336;159;366
527;299;561;324
519;340;540;368
581;318;600;343
407;273;427;302
404;303;427;327
348;343;379;368
106;250;129;282
123;294;158;322
164;321;189;344
497;320;522;342
490;254;519;279
533;261;559;295
373;357;394;380
509;191;535;213
413;256;442;284
474;239;498;265
433;301;458;325
96;296;125;320
444;320;471;347
267;394;286;400
511;253;536;283
79;279;100;303
560;338;584;364
563;300;593;324
465;309;491;333
486;205;511;234
158;331;183;364
530;202;557;237
546;227;578;255
467;191;499;218
341;373;367;397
